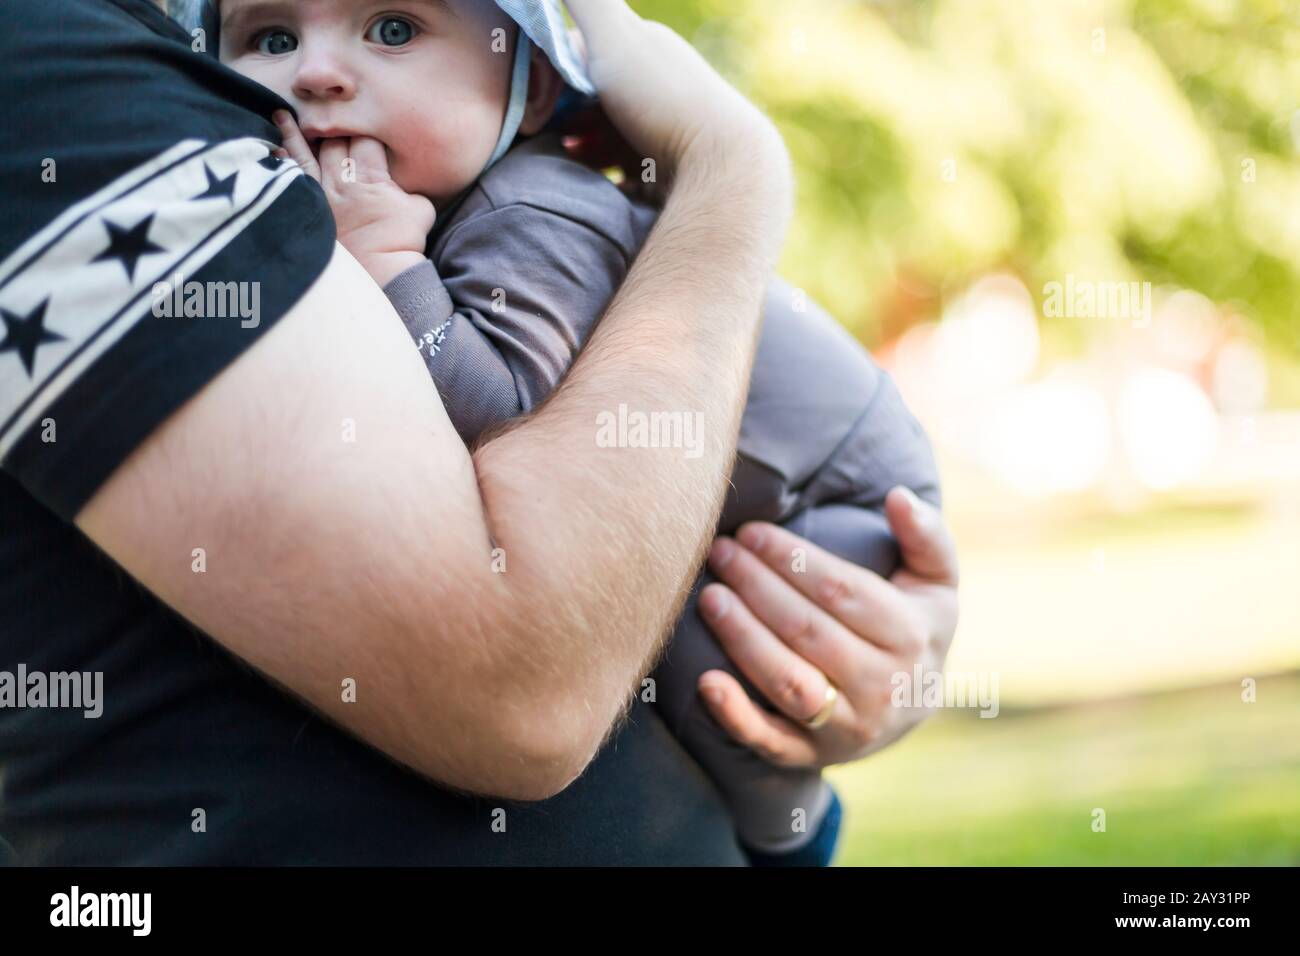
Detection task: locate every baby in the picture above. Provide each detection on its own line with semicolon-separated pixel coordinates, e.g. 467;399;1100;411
214;0;941;864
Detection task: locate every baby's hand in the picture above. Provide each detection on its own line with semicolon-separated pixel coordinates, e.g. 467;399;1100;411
273;110;434;288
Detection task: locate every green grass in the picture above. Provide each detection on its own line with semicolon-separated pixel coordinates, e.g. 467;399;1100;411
827;672;1300;865
939;500;1300;705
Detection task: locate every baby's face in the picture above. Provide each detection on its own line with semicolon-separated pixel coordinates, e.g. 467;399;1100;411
220;0;516;205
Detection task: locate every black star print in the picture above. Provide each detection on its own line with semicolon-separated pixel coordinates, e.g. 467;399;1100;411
193;164;239;202
0;299;63;376
92;215;165;282
259;151;282;171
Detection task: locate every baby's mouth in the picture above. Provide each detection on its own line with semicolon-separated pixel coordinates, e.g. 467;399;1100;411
298;126;397;172
300;127;368;155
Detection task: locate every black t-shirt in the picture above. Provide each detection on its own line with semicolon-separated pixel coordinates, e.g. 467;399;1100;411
0;0;744;865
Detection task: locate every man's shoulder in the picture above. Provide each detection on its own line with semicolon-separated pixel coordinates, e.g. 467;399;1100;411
0;0;333;521
438;132;656;262
9;0;164;32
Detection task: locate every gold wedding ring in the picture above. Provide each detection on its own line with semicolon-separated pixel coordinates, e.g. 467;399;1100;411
805;683;839;730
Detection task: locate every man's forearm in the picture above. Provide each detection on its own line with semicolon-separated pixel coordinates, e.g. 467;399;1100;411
72;136;794;805
472;131;793;773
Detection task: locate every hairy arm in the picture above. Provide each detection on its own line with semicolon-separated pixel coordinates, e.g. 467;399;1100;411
77;127;791;800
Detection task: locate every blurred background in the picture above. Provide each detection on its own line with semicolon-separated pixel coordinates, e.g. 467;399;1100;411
630;0;1300;864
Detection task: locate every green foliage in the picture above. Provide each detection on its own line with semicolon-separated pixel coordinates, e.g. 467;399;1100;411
632;0;1300;352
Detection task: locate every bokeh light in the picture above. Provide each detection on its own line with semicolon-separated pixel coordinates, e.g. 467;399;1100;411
633;0;1300;866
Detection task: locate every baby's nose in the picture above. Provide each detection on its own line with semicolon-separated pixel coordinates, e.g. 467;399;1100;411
292;50;357;101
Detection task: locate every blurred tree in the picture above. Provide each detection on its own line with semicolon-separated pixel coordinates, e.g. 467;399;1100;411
630;0;1300;357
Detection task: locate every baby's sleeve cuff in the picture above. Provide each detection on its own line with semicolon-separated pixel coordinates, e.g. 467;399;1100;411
382;257;455;332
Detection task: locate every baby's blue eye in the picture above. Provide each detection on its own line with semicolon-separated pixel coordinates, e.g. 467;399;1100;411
254;29;298;56
367;17;416;47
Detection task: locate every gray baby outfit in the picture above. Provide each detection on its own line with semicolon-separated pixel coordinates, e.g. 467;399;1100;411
384;130;941;853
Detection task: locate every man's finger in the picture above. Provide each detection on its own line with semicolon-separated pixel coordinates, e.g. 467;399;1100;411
706;540;889;681
696;670;819;768
697;580;839;725
885;487;959;587
728;521;919;655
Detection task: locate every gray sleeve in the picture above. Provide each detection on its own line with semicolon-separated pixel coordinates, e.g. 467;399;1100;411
807;369;942;511
723;277;941;530
383;203;631;446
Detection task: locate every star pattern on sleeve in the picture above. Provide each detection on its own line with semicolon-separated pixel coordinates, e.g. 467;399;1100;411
192;164;240;203
1;137;307;454
0;299;62;376
91;215;167;282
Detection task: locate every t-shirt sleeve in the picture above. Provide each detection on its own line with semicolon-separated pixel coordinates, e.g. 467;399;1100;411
0;0;336;520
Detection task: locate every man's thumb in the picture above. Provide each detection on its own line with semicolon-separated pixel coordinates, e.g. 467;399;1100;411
885;486;959;586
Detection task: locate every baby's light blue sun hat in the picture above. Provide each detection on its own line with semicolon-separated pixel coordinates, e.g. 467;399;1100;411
487;0;596;167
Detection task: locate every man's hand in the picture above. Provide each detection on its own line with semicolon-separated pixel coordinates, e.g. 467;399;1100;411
696;487;960;767
564;0;787;186
274;110;433;287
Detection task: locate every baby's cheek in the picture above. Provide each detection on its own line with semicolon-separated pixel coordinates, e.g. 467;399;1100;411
392;129;488;204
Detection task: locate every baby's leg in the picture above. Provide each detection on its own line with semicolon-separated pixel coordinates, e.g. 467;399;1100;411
650;503;900;854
